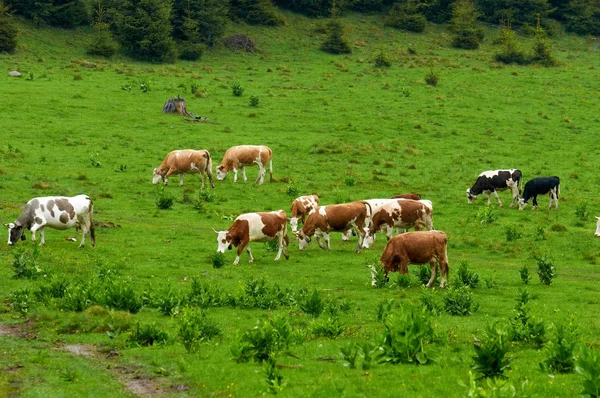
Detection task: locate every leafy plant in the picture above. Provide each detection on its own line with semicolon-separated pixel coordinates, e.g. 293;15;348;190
340;342;359;369
139;80;150;92
505;225;523;241
425;70;439;87
101;278;142;314
377;306;439;365
156;287;185;316
444;286;479;316
460;370;532;397
475;206;498;224
576;344;600;397
299;289;324;317
11;246;44;280
59;281;96;312
343;176;356;187
454;261;479;288
321;19;352;54
359;342;376;370
177;308;221;353
541;316;580;374
535;225;547;241
472;322;513;379
263;359;285;394
519;265;531;284
188;278;228;308
128;323;170;347
9;288;32;317
508;289;546;348
231;316;295;363
230;81;244;96
211;252;225;269
391;273;411;289
416;264;439;286
575;202;590;221
418;287;443;315
285;184;298;197
310;316;345;339
155;185;175;210
249;95;260;107
374;49;391;67
370;263;389;288
535;255;556;285
376;298;394;323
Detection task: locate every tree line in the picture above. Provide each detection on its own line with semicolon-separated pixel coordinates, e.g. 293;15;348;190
1;0;598;60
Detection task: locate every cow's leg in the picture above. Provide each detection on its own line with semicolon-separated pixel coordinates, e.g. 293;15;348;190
179;174;185;186
426;260;438;288
323;232;331;250
315;230;327;249
77;216;88;248
208;169;215;189
254;160;264;184
355;227;365;254
274;234;283;261
492;191;502;207
554;189;559;209
509;184;519;207
233;168;238;183
30;222;46;246
200;171;206;190
164;167;179;186
342;230;352;241
241;166;248;183
532;195;538;210
439;259;449;288
386;225;394;240
234;240;249;265
485;192;491;205
246;245;254;263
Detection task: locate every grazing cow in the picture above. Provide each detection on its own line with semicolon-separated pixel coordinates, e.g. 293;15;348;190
391;193;422;200
153;149;214;190
214;210;289;265
518;176;560;210
594;217;600;237
216;145;273;185
363;199;433;249
378;231;449;288
289;194;320;233
294;201;370;253
4;195;95;248
466;169;522;207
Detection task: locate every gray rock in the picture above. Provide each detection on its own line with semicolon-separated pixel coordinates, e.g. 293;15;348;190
8;71;22;77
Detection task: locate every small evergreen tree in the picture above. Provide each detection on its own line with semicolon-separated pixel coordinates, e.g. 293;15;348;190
87;0;118;58
450;0;483;49
530;16;556;66
385;0;427;33
494;21;528;64
321;18;352;54
229;0;285;25
178;6;205;60
172;0;228;47
0;1;18;53
563;0;600;35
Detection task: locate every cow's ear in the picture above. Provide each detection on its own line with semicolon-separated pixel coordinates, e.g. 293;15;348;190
227;244;232;250
20;234;26;241
4;223;15;229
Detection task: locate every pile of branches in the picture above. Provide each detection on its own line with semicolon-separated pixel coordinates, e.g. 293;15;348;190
222;34;257;53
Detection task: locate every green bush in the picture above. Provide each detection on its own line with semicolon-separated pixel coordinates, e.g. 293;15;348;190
211;252;225;269
529;19;556;67
472;322;513;379
536;255;556;285
418;287;443;315
519;265;531;284
102;278;142;314
9;288;32;317
454;261;479;288
508;289;546;348
576;344;600;397
340;342;359;369
373;49;391;68
505;225;523;241
11;246;44;280
449;0;483;49
541;316;580;374
376;298;394;323
385;1;427;33
299;289;324;317
59;281;96;312
321;19;352;54
231;316;296;363
0;1;18;54
495;22;529;65
310;316;345;339
377;306;439;365
249;95;260;107
35;276;71;304
230;0;285;26
178;41;205;61
177;308;221;353
128;322;170;347
230;81;244;96
155;185;175;210
263;359;285;394
425;70;439;87
475;206;498;224
188;278;229;308
444;286;479;316
575;202;590;221
392;273;411;289
87;23;118;58
156;287;185;316
416;264;439;286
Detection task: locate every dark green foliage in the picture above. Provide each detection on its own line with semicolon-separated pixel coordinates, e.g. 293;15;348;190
59;281;96;312
9;288;32;317
536;255;556;285
155;185;175;209
422;0;453;23
111;0;177;63
377;306;439;365
472;322;513;379
230;0;285;25
373;49;391;67
425;70;439;86
230;81;245;96
519;265;531;284
177;308;221;353
263;359;285;394
188;278;230;308
449;0;483;49
11;246;44;280
454;261;480;288
101;278;142;314
508;289;546;348
156;287;185;316
385;0;427;33
416;264;439;286
310;316;345;339
249;95;260;107
376;298;394;322
340;342;359;368
576;344;600;397
541;316;579;373
392;273;411;289
128;322;170;346
179;41;205;61
505;225;523;241
444;286;479;316
495;22;529;65
563;0;600;35
321;19;352;54
211;252;226;269
35;276;71;304
350;0;384;13
575;202;590;221
172;0;228;46
231;316;296;363
0;1;18;53
176;6;204;61
477;0;553;26
8;0;89;27
299;289;324;317
529;19;556;66
87;23;119;58
418;287;443;315
275;0;343;18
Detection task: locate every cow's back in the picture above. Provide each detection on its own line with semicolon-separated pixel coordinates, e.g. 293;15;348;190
325;202;366;230
383;231;447;265
170;150;207;172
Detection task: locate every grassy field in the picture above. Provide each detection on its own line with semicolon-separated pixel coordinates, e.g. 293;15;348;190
1;12;600;396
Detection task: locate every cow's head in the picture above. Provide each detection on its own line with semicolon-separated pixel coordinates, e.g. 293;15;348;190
517;198;528;211
289;217;300;233
152;168;164;185
214;228;232;253
362;227;375;249
294;230;311;251
216;166;227;181
4;222;26;246
595;217;600;237
466;189;476;204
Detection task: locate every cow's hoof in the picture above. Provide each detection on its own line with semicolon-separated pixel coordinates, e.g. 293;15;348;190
284;253;289;260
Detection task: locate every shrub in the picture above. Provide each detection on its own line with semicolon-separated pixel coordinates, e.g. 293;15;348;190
299;289;324;317
392;273;411;289
0;1;18;54
230;81;244;96
575;202;590;221
418;287;443;315
495;22;528;65
519;265;531;284
444;286;478;316
416;265;439;287
376;298;394;323
536;255;556;285
505;225;522;241
188;278;229;308
472;322;513;379
230;0;285;26
211;252;225;269
310;316;345;339
179;42;205;61
344;176;356;186
156;287;185;316
377;306;439;365
425;70;439;87
285;184;298;197
449;0;483;49
35;276;71;304
541;316;579;373
454;261;479;288
529;18;556;67
87;23;118;58
155;185;174;210
263;359;285;394
249;95;260;107
237;277;288;310
59;281;96;312
9;288;32;317
231;316;296;363
177;308;221;353
385;1;427;33
198;190;215;203
321;19;352;54
11;246;44;280
508;289;546;348
475;206;498;224
374;49;391;68
101;278;142;314
340;342;359;369
128;323;169;347
576;344;600;397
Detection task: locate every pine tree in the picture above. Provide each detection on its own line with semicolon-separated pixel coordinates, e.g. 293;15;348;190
530;16;556;66
178;6;205;60
87;0;118;58
172;0;228;46
0;0;18;53
494;21;528;64
450;0;483;49
385;0;427;33
321;18;352;54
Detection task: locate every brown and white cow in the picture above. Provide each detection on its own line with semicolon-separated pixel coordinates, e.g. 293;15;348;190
391;193;422;200
153;149;214;190
377;230;449;288
289;194;319;233
294;201;370;253
4;195;95;248
216;145;273;185
214;210;289;265
363;199;433;249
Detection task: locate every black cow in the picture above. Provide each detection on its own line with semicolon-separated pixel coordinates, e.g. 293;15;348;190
466;169;522;207
518;176;560;210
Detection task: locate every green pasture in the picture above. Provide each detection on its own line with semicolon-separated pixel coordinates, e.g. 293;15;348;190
1;13;600;396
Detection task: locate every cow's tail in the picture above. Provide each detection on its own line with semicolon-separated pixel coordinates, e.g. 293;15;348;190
269;148;273;183
89;197;96;247
204;151;213;175
555;176;560;199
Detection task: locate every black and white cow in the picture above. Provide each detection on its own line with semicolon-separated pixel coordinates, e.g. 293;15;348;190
518;176;560;210
4;195;95;248
466;169;522;207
